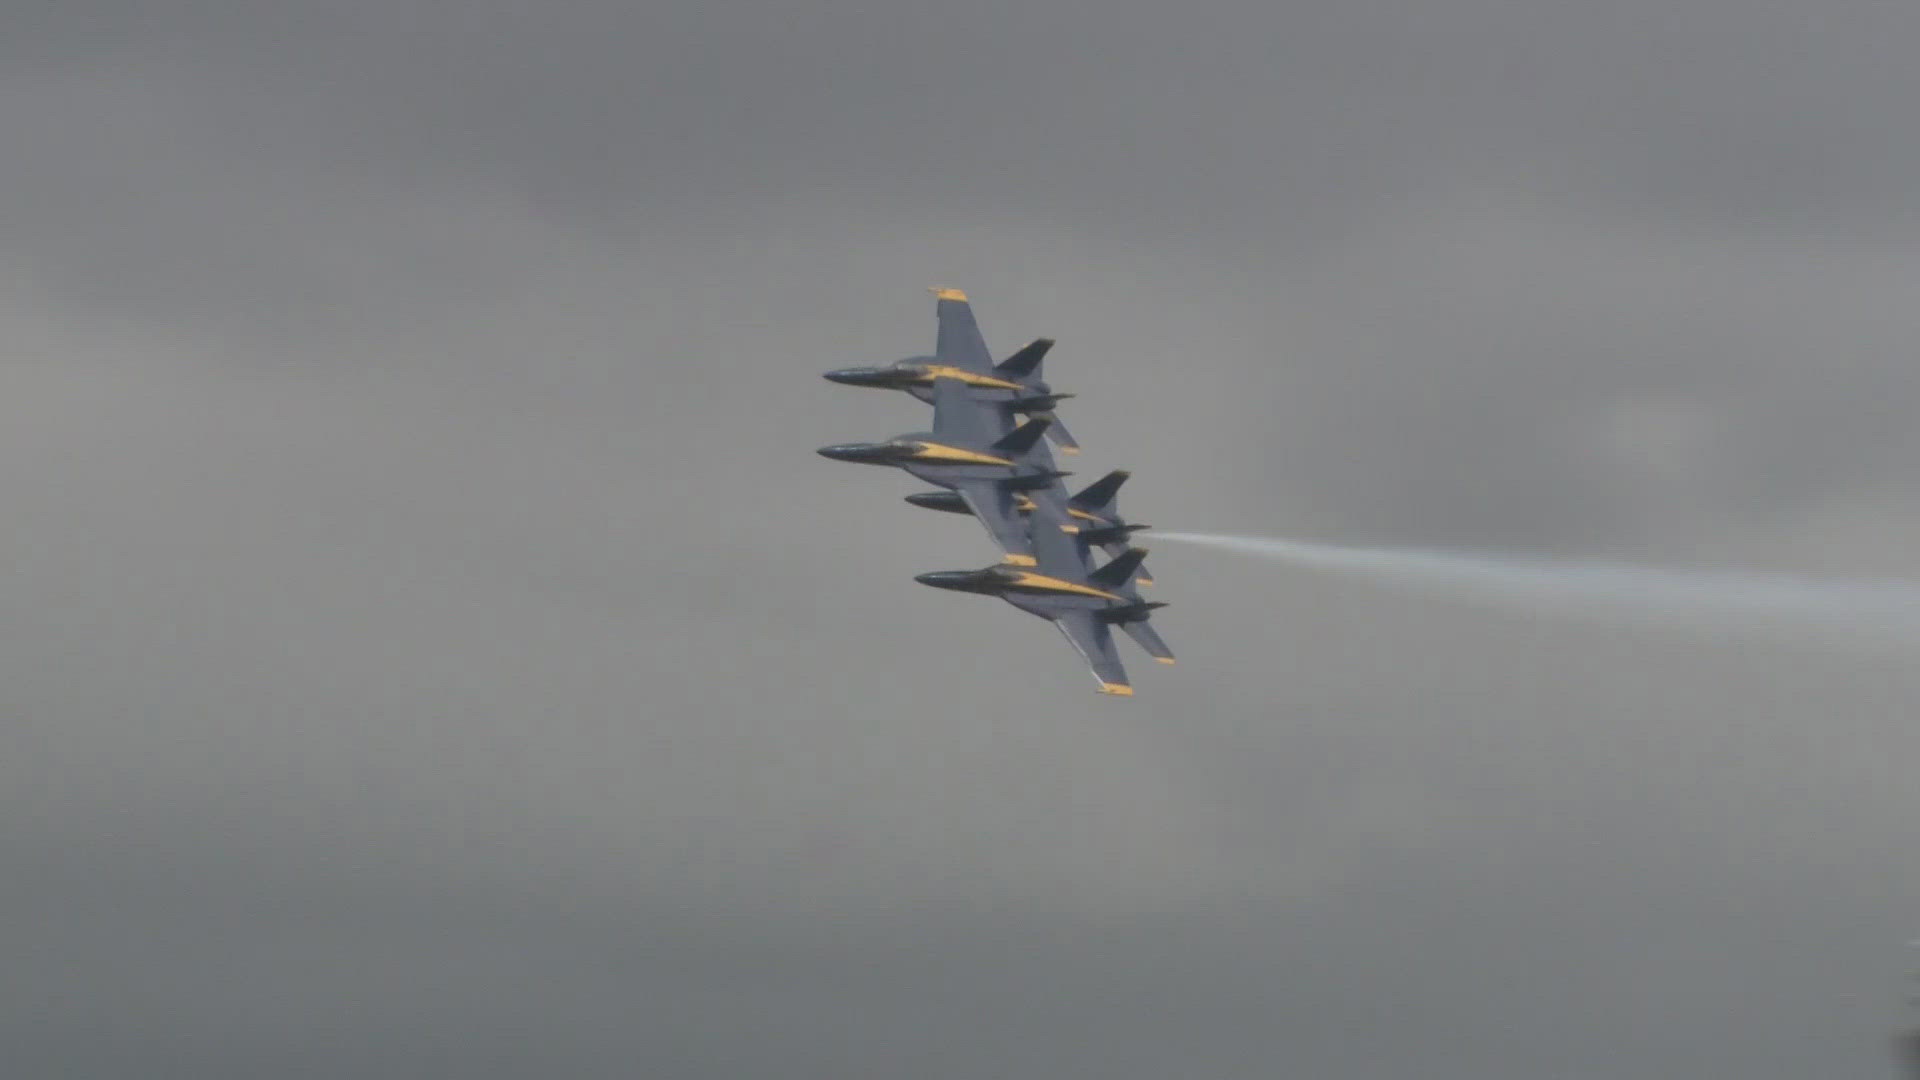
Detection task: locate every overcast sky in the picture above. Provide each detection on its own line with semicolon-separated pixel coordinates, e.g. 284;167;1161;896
6;2;1920;1076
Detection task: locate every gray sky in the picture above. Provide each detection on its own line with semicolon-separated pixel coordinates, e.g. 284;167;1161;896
6;2;1920;1076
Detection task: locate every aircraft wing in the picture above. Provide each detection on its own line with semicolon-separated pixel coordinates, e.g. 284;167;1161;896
1054;611;1133;695
1120;620;1175;665
952;477;1034;564
1027;498;1096;579
932;288;993;373
930;372;1011;447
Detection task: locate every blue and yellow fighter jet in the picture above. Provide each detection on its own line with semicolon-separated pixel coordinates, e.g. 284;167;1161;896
818;375;1067;566
822;287;1080;455
902;468;1156;587
914;501;1173;696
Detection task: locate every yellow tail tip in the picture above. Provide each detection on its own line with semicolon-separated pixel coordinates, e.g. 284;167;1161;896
1155;657;1176;665
1136;577;1154;587
1059;525;1080;534
1098;682;1135;696
1059;445;1081;455
929;287;968;302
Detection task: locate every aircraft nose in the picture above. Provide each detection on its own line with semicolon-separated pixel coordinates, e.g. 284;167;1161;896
903;491;963;512
817;442;887;463
823;367;883;386
914;571;979;591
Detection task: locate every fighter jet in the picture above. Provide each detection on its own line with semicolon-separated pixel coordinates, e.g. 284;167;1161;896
822;288;1081;454
914;500;1173;696
818;376;1067;565
903;468;1157;586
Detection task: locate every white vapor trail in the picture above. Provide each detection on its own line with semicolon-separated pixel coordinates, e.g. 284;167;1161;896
1154;532;1920;641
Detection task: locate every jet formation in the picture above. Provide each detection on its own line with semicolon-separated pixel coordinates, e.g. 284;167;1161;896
819;288;1172;696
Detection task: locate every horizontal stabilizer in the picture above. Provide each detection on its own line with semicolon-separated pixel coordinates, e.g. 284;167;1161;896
1070;470;1130;512
995;338;1054;379
1008;393;1074;412
989;416;1051;455
1006;469;1072;491
1088;547;1149;590
1099;600;1169;624
1042;413;1080;455
1078;522;1149;545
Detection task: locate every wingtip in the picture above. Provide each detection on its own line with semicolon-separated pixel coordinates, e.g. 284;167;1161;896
1135;577;1155;587
1155;657;1176;665
1001;553;1038;567
1098;682;1135;696
929;286;968;302
1058;445;1081;455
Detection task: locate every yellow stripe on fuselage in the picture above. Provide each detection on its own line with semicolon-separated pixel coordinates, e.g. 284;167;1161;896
907;443;1013;467
918;365;1026;392
1008;497;1107;522
1001;571;1125;601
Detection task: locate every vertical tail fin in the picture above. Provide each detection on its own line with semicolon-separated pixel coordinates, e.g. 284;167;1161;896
1089;547;1148;590
1070;470;1130;512
994;338;1054;380
989;416;1051;456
